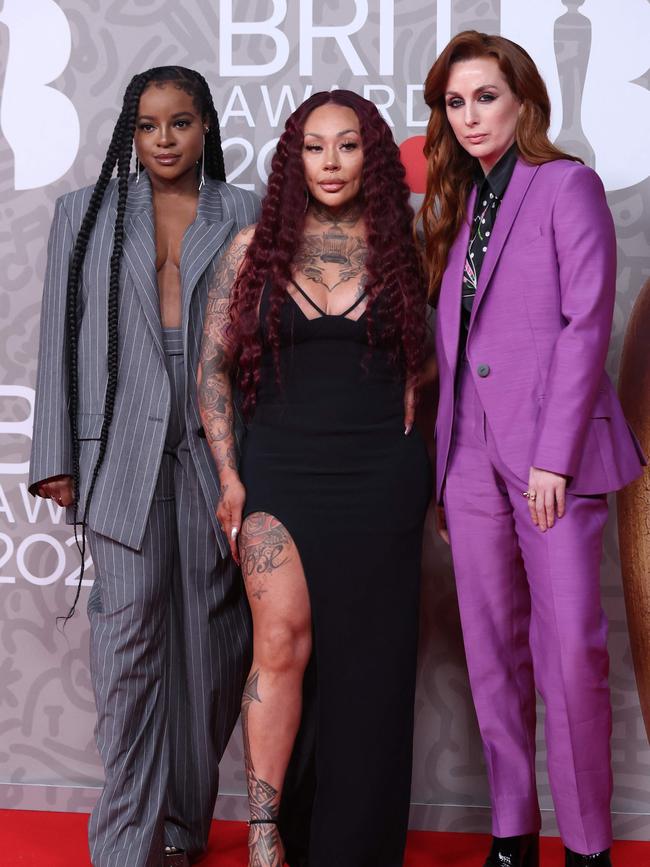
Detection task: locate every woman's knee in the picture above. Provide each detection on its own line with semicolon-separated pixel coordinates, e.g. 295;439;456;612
255;620;312;675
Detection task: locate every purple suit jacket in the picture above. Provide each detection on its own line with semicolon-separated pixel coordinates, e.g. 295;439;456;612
435;157;645;502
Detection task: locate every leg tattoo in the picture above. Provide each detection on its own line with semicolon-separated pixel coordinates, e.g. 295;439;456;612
241;514;292;601
242;669;284;866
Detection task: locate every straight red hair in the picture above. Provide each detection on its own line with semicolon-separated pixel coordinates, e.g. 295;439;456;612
418;30;581;304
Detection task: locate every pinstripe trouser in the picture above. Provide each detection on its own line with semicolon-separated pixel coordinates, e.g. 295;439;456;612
86;330;252;867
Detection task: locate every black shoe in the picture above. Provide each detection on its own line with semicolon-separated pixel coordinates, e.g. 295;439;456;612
484;833;540;867
565;848;612;866
162;845;189;866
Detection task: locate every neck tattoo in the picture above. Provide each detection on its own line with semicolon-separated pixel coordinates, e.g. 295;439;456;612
310;200;363;229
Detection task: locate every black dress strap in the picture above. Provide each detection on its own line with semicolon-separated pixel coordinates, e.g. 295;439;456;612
290;279;327;316
338;292;367;318
290;279;366;318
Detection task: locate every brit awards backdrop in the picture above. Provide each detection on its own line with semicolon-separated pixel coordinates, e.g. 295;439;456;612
1;0;649;839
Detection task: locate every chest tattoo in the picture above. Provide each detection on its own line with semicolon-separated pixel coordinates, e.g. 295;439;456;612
295;231;368;293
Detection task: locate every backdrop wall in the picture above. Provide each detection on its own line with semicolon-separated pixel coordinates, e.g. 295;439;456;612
1;0;649;839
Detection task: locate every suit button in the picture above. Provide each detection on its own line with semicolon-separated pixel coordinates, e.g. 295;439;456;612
197;426;206;438
477;364;490;378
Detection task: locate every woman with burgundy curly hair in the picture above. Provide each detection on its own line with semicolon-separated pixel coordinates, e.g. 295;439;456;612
199;90;432;866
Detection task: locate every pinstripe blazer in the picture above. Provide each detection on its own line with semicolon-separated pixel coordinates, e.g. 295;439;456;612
29;175;260;556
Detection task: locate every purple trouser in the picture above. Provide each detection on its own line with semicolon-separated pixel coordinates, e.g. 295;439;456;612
443;363;613;856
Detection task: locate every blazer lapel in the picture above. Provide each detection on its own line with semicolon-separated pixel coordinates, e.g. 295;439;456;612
121;177;236;352
469;159;540;328
181;180;235;330
439;187;476;371
122;175;164;356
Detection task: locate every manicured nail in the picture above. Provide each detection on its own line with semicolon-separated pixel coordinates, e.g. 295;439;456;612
231;527;239;540
404;424;412;435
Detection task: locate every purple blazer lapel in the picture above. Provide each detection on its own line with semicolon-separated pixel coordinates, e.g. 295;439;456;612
439;187;476;370
469;159;540;329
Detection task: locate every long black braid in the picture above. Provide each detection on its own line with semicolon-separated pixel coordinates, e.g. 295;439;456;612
60;67;226;624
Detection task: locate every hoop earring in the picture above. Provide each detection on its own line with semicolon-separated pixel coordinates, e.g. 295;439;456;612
198;133;206;191
135;156;141;184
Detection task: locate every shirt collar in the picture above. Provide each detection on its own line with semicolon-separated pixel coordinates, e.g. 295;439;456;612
473;143;518;199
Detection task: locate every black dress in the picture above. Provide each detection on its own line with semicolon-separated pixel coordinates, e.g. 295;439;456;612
239;281;432;867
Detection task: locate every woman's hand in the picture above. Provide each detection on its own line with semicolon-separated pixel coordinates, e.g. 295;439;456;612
435;505;450;545
217;473;246;564
404;382;416;435
37;475;74;507
526;466;567;531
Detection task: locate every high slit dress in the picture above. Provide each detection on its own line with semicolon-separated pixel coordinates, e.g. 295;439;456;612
239;280;432;867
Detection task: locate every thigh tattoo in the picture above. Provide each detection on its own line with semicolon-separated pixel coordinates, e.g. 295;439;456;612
240;513;292;600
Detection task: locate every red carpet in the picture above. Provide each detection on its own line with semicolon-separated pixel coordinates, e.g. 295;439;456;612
1;810;648;866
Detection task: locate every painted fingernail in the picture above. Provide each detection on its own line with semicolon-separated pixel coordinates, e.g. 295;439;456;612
404;424;412;435
231;527;239;539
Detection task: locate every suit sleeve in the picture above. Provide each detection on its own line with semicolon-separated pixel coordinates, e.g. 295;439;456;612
531;165;617;478
28;197;75;495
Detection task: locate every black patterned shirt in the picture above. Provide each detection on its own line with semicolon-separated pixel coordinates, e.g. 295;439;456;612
460;144;518;353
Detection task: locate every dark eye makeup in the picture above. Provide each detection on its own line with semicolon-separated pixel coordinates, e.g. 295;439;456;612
447;91;498;109
303;140;359;152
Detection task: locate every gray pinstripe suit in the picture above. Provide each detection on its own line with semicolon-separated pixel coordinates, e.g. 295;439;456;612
29;175;259;867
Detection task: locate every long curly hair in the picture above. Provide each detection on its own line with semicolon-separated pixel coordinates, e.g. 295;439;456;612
418;31;581;304
226;89;426;417
62;66;225;623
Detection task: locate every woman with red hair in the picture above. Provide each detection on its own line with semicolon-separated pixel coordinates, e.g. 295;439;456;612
199;90;432;866
421;31;643;867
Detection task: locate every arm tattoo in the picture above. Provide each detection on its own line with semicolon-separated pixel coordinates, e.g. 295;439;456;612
199;231;252;478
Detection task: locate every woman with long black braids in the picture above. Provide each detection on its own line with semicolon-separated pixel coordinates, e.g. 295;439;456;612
29;66;259;866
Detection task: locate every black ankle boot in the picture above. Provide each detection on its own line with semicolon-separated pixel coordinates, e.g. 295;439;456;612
484;833;540;867
565;848;612;866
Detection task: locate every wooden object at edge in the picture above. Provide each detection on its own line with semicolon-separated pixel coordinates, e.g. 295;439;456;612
617;278;650;744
